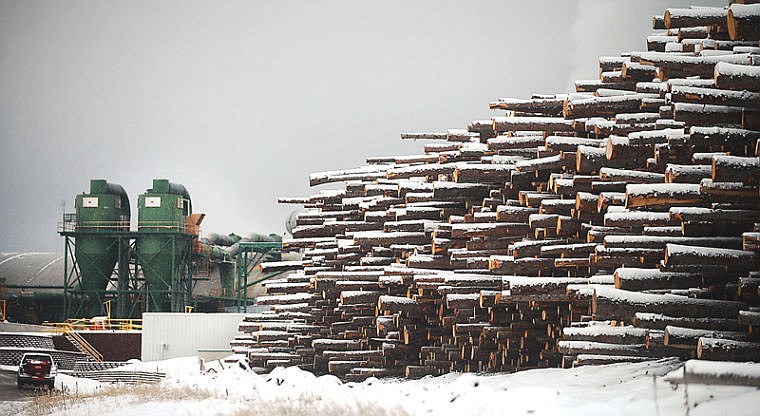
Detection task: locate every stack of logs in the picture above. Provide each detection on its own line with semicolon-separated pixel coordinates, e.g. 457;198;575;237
231;2;760;380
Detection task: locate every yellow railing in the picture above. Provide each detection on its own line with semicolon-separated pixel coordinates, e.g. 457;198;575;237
57;220;131;233
57;219;200;236
42;318;143;333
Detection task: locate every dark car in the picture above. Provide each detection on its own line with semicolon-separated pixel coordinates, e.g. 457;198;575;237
17;353;57;389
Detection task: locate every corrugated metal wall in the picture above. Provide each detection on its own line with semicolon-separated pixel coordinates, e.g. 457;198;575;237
141;313;244;361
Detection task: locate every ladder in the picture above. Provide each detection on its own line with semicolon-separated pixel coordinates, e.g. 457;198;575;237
63;326;103;362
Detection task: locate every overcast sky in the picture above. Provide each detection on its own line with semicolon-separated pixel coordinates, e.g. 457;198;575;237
0;0;722;252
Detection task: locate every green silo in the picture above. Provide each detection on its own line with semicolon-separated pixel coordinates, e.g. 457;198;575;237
136;179;194;312
74;179;130;316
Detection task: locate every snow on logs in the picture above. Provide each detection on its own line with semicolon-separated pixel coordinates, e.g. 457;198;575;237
698;338;760;362
592;286;745;322
727;4;760;41
492;116;574;133
711;155;760;185
715;62;760;92
624;183;702;208
238;3;760;380
663;7;727;29
664;243;758;270
613;268;701;291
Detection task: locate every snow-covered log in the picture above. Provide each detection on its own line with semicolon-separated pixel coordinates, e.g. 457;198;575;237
624;183;702;209
714;62;760;91
663;7;727;28
670;86;760;109
592;286;744;321
614;268;700;291
492;116;575;133
489;97;565;116
604;211;677;227
727;4;760;41
563;95;643;118
712;155;760;185
562;325;648;344
664;326;748;348
664;243;758;267
697;337;760;361
633;312;738;331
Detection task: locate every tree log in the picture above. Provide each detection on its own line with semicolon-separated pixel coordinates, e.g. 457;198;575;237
670;85;760;109
633;312;738;331
614;268;701;291
727;4;760;41
712;155;760;185
625;183;702;208
664;326;748;348
592;286;744;321
664;7;727;28
664;243;758;267
563;95;643;118
492;117;574;133
715;62;760;91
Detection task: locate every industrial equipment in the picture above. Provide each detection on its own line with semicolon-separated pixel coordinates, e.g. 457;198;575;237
136;179;200;312
72;180;130;316
56;178;282;320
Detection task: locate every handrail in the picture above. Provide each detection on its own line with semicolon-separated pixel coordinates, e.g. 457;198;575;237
42;318;143;333
58;215;200;236
65;327;104;362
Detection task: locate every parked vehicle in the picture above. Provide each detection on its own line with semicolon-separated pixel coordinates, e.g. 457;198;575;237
17;353;56;389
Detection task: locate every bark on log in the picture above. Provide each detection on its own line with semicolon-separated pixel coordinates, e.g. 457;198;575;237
664;7;727;28
669;207;760;223
614;268;701;291
639;52;753;79
563;95;643;118
712;155;760;184
673;103;745;127
697;337;760;361
492;117;575;133
727;4;760;41
600;167;664;184
664;164;712;183
664;243;758;267
604;211;678;227
714;62;760;91
625;183;702;208
592;286;744;321
670;86;760;109
487;135;544;151
664;326;747;348
633;312;738;331
489;97;565;116
562;325;648;344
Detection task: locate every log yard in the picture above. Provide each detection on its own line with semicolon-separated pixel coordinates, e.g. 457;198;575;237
1;1;759;415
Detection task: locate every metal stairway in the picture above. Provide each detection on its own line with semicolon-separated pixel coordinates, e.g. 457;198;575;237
64;329;103;362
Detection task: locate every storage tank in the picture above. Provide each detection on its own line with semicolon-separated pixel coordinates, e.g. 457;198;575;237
74;179;130;315
136;179;194;312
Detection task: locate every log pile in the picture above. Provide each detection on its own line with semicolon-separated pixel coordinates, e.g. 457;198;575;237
233;1;760;379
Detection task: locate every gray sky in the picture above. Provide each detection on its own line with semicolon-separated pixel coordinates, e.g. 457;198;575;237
0;0;722;252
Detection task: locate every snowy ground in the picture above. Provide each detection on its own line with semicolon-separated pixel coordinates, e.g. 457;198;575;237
2;356;759;416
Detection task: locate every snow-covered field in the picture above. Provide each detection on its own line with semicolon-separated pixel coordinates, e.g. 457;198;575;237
3;356;759;416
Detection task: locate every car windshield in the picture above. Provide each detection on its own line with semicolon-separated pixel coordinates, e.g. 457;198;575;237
23;355;52;363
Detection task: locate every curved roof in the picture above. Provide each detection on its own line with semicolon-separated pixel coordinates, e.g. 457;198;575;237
0;252;68;294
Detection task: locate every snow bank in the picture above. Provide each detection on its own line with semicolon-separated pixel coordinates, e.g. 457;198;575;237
11;356;760;416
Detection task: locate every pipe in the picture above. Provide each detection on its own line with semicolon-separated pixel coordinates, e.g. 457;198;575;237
105;182;131;218
166;181;192;213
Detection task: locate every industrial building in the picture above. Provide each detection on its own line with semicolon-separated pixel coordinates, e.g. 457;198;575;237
0;178;286;366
